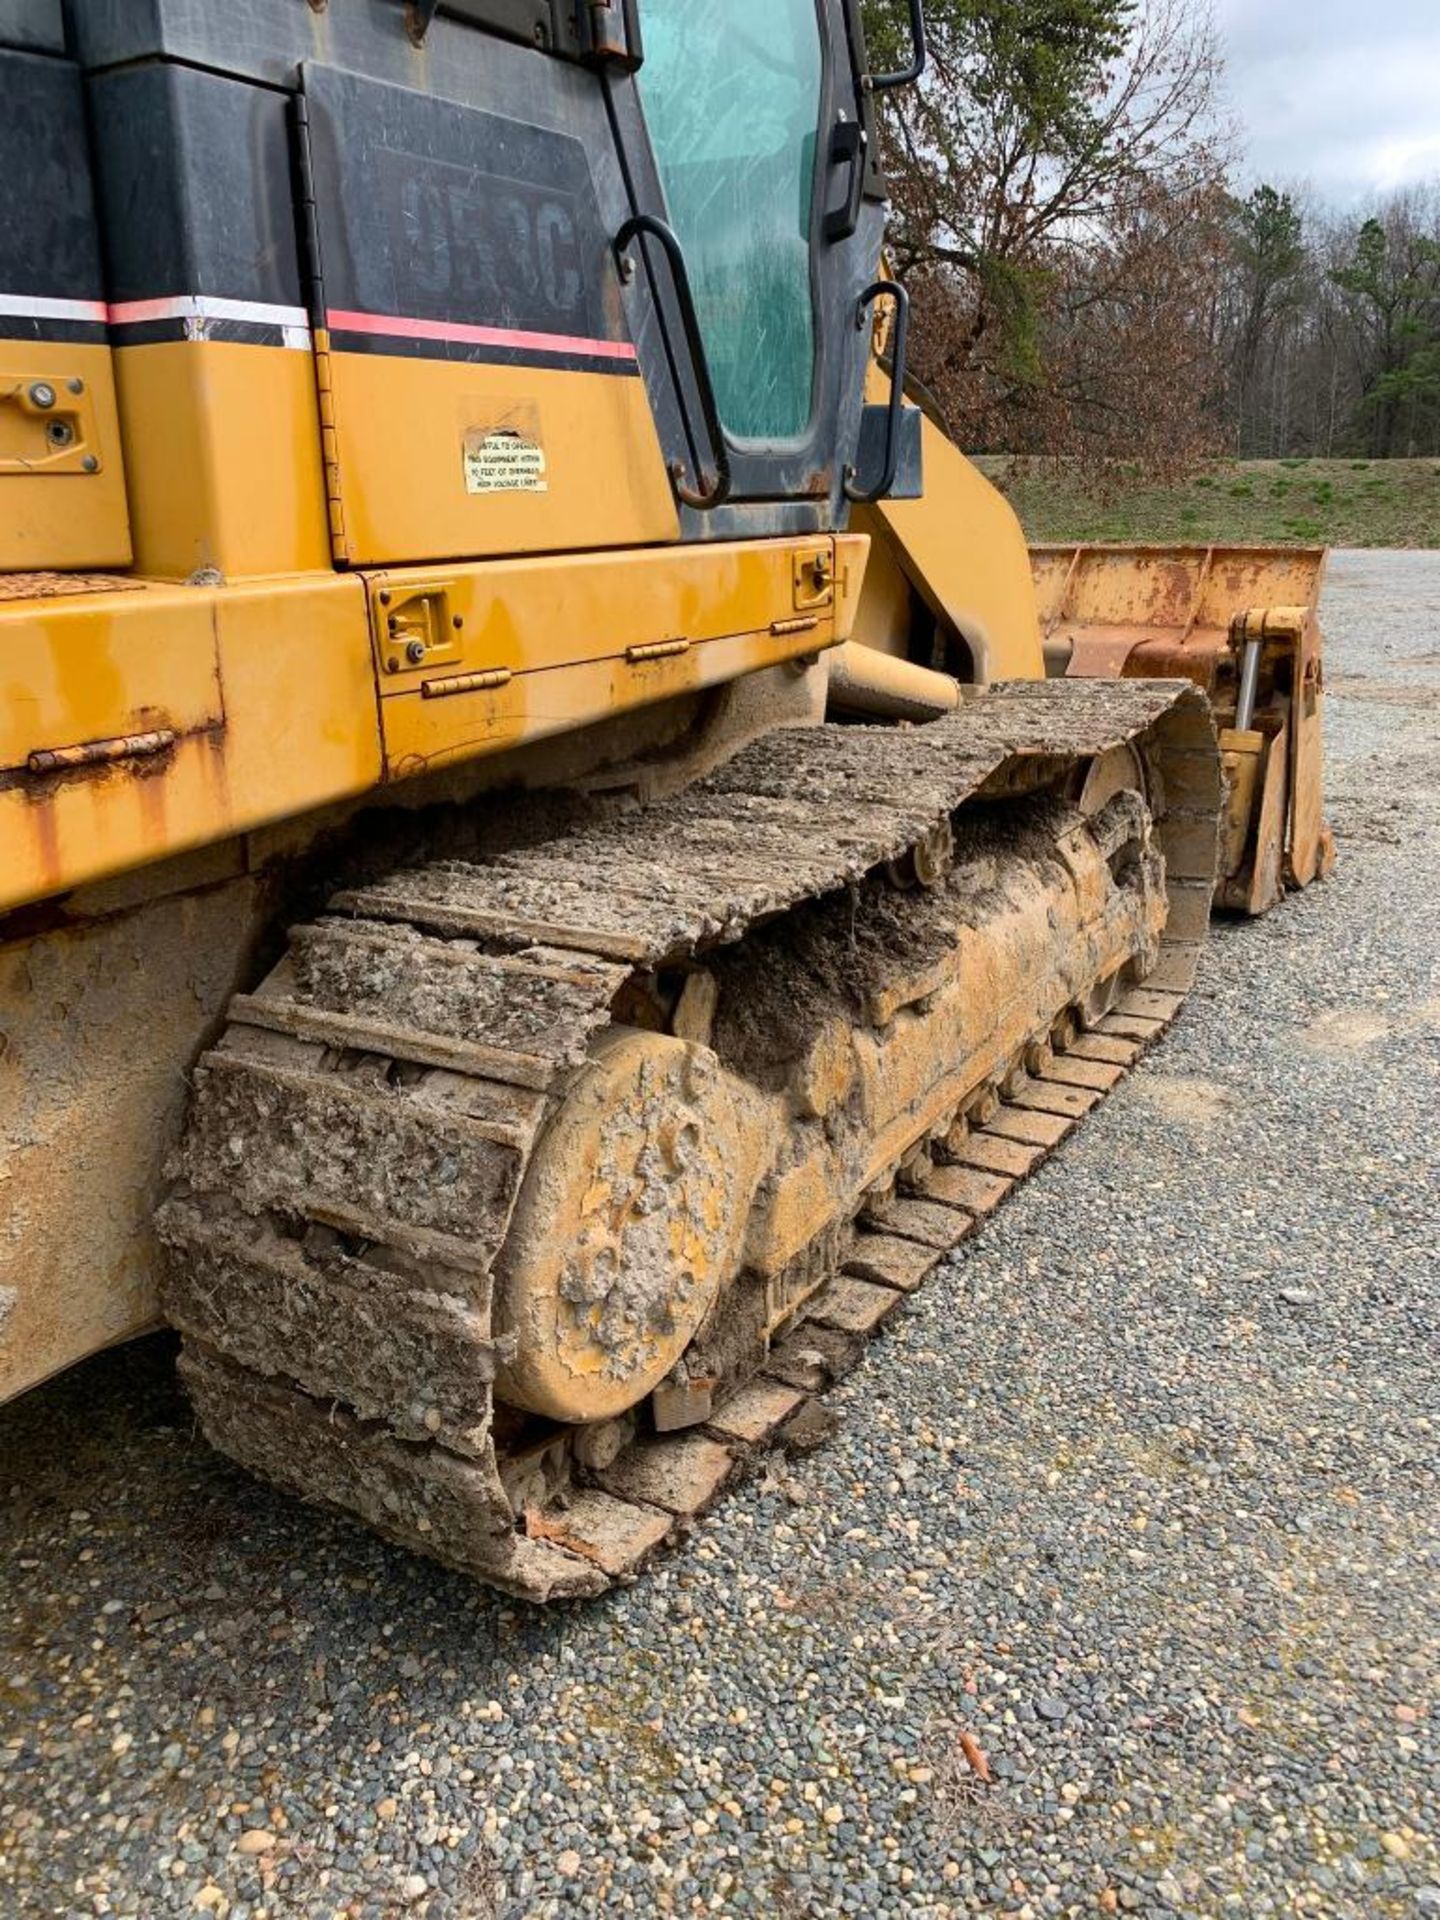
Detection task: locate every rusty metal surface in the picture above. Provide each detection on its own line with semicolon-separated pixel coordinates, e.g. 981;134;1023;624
27;728;176;774
1033;543;1327;691
0;570;143;602
1033;544;1332;914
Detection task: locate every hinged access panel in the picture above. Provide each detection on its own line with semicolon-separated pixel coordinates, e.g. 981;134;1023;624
297;52;679;568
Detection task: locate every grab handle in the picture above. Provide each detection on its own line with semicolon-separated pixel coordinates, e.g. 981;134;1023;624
846;279;910;503
615;213;732;511
867;0;927;92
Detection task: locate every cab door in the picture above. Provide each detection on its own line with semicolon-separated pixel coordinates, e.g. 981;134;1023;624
609;0;890;534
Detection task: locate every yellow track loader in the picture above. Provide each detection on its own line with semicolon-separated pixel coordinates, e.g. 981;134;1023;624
0;0;1326;1599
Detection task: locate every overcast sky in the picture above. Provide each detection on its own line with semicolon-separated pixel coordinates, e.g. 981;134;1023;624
1214;0;1440;206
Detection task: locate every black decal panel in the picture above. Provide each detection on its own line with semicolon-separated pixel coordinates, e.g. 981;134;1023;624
305;64;628;366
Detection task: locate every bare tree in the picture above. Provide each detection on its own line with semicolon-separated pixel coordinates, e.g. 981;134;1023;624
864;0;1232;466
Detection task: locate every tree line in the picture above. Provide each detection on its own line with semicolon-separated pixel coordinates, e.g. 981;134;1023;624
861;0;1440;466
1225;184;1440;459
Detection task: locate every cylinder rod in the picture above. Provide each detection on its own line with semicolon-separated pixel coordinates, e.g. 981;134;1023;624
1234;636;1263;733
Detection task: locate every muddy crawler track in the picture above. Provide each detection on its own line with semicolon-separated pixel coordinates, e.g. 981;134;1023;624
158;680;1219;1601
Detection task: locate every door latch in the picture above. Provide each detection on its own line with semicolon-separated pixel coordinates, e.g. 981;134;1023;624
373;582;464;676
793;548;835;612
0;375;102;475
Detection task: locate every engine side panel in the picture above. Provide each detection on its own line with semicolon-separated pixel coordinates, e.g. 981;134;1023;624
0;44;130;569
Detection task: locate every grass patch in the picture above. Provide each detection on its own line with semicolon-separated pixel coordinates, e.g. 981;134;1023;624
975;457;1440;547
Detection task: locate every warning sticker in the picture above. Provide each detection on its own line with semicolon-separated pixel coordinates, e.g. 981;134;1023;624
463;406;548;495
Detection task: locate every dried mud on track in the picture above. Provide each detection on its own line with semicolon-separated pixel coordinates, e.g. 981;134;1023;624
3;552;1438;1919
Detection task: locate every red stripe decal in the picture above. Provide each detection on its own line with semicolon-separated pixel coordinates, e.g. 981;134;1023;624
325;307;638;362
109;296;205;325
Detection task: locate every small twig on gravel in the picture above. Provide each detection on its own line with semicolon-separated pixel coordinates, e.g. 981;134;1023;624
923;1714;1017;1838
454;1848;504;1917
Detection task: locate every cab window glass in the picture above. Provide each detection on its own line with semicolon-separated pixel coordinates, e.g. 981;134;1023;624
637;0;823;442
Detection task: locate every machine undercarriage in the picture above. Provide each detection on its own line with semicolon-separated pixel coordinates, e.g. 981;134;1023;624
159;680;1218;1599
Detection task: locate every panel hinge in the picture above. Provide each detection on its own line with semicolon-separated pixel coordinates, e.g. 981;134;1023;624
573;0;642;68
290;92;352;564
27;729;176;775
626;637;690;664
421;667;513;699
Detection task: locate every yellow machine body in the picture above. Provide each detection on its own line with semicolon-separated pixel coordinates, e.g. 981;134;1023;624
0;326;1059;1406
0;386;1329;1407
0;6;1321;1599
0;538;866;918
0;498;868;1406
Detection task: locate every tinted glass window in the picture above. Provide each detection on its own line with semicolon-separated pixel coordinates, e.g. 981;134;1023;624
638;0;822;442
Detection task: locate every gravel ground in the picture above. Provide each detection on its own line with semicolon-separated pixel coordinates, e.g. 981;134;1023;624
2;550;1437;1920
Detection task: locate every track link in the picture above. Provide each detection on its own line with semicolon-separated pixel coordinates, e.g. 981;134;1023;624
159;680;1219;1601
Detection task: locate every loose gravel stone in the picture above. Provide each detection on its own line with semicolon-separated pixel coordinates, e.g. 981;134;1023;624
0;552;1436;1919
